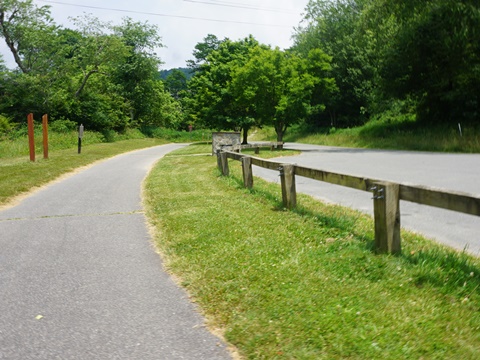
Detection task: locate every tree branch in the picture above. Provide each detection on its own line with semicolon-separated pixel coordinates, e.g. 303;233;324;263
75;68;99;98
0;9;29;73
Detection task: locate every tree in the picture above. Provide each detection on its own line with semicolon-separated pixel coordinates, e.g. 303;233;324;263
0;4;182;131
187;35;262;142
164;69;188;99
111;18;167;125
379;0;480;124
293;0;375;127
0;0;56;74
69;15;129;99
294;0;480;126
232;46;335;143
186;34;224;72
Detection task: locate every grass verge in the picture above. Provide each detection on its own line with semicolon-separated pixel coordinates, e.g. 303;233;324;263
252;122;480;153
144;144;480;359
0;138;167;206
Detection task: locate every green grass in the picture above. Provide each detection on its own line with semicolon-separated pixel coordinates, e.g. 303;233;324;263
252;122;480;153
0;138;168;206
0;124;216;206
144;144;480;359
0;127;149;159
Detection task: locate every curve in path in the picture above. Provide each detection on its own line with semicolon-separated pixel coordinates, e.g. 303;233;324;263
0;144;232;360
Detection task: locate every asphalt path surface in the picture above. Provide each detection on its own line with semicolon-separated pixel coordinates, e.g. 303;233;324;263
0;144;232;360
253;143;480;256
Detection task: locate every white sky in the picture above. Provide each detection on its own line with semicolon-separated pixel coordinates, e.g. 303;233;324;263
0;0;310;70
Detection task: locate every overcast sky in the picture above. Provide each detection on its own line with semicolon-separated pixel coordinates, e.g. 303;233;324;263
1;0;310;70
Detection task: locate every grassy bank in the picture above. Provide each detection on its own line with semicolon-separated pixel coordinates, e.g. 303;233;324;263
0;127;210;159
0;124;214;206
252;122;480;153
144;144;480;359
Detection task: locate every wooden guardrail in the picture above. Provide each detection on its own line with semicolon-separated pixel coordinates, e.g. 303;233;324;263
217;150;480;255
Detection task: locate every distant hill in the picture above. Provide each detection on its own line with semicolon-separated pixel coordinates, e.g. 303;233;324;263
159;68;194;81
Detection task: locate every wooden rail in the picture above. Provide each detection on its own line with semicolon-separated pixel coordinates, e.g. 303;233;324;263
218;150;480;254
232;142;284;153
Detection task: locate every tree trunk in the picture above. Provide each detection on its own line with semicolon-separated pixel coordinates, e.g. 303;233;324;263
0;11;29;73
242;126;249;144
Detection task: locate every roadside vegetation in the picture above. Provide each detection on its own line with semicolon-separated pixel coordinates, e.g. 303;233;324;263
144;144;480;359
0;126;209;206
252;121;480;153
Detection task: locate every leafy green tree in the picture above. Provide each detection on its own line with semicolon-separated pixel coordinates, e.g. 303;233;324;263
0;0;56;74
164;69;188;99
111;18;168;126
186;34;224;72
0;3;182;132
293;0;375;127
379;0;480;124
69;15;129;99
295;0;480;126
187;35;261;143
232;46;334;143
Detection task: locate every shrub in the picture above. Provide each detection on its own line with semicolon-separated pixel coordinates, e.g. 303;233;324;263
0;114;12;135
49;119;78;133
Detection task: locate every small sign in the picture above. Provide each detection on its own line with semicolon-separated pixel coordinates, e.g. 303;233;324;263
78;124;84;139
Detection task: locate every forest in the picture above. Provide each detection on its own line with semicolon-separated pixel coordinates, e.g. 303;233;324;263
0;0;479;143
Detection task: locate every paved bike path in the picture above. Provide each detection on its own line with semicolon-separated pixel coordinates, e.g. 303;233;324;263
0;144;232;359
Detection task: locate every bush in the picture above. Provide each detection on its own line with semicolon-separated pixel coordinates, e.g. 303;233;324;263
0;114;12;135
49;119;78;133
101;129;117;143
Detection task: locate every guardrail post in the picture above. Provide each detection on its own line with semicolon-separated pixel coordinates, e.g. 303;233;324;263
241;156;253;188
217;151;229;176
372;181;401;254
279;164;296;209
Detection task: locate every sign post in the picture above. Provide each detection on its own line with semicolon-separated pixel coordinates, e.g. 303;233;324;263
78;124;84;154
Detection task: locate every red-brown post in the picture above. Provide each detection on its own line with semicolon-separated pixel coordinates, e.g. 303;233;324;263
27;113;35;162
42;114;49;159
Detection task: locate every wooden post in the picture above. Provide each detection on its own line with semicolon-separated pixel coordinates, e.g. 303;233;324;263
373;181;401;254
217;151;229;176
255;147;260;154
241;156;253;189
216;151;222;171
280;164;296;209
42;114;49;159
27;113;35;162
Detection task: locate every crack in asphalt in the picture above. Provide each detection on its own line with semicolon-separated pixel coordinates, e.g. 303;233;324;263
0;210;145;222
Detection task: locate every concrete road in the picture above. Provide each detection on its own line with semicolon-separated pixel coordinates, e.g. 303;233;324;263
0;145;232;360
253;143;480;256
